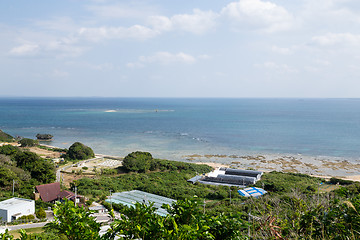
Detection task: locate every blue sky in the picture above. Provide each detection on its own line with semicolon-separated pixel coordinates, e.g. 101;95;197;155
1;0;360;98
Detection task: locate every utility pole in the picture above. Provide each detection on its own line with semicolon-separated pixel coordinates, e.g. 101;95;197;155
12;180;15;196
74;186;77;207
110;190;112;210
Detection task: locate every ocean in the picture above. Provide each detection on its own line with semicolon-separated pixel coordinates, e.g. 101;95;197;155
1;97;360;161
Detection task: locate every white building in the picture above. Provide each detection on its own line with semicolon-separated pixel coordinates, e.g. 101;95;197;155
0;198;35;222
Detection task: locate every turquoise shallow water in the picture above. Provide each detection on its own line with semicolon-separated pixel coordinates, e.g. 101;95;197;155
1;97;360;160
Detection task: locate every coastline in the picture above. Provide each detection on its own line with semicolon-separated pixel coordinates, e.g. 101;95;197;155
186;153;360;182
37;143;360;182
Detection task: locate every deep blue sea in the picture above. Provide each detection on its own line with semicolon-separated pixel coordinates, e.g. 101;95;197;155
1;98;360;160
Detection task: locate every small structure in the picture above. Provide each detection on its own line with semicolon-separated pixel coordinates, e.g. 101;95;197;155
89;205;107;214
188;167;263;187
105;190;175;216
238;187;267;198
0;198;35;222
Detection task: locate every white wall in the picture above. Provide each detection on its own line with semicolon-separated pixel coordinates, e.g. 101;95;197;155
0;198;35;222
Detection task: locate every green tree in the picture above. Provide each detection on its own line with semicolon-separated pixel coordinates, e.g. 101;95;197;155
65;142;95;161
44;199;101;240
14;151;55;184
106;197;248;240
19;138;38;147
36;207;46;219
122;151;152;172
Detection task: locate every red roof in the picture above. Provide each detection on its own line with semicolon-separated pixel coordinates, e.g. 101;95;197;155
35;182;61;202
57;190;75;200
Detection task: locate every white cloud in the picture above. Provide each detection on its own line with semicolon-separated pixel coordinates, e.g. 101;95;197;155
139;52;196;65
312;33;360;46
127;52;211;68
9;43;39;56
147;16;173;32
127;52;203;67
147;9;218;35
171;9;219;34
78;25;158;41
9;37;85;58
221;0;294;33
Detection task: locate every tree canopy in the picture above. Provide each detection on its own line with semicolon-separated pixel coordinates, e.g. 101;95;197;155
65;142;95;161
19;138;38;147
122;151;153;172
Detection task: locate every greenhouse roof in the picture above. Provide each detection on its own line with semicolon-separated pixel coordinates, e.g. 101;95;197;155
105;190;176;216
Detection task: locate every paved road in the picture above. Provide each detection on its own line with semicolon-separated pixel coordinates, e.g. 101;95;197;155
4;221;48;231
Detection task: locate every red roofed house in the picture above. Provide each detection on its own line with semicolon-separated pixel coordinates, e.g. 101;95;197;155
35;182;86;205
35;182;61;203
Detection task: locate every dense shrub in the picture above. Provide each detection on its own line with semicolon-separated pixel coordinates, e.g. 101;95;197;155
255;171;322;194
0;145;20;155
101;168;117;175
18;214;35;220
65;142;95;160
36;207;47;219
329;177;353;185
19;138;38;147
122;151;153;172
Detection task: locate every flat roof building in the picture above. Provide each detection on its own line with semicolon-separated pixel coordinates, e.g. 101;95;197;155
0;198;35;222
189;167;263;187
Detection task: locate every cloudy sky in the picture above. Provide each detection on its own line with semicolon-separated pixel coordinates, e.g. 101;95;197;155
1;0;360;98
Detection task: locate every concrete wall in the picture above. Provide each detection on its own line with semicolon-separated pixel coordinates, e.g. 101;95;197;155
0;209;8;222
0;198;35;222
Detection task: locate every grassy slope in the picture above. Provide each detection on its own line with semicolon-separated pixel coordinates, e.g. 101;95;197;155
0;130;14;142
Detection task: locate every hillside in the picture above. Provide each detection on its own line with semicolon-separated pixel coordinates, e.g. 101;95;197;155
0;129;14;142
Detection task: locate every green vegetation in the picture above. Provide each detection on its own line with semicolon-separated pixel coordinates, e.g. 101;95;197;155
254;171;323;193
105;198;247;240
44;200;100;240
0;130;14;142
0;145;56;199
19;138;38;147
76;159;214;201
64;142;94;161
122;151;153;172
0;146;360;239
36;207;46;219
